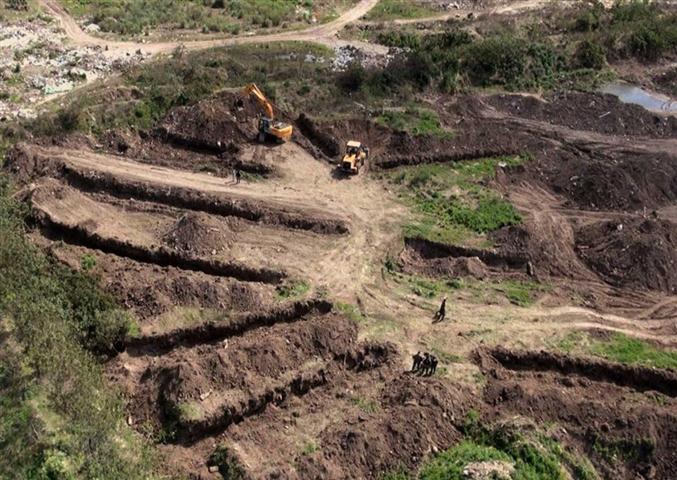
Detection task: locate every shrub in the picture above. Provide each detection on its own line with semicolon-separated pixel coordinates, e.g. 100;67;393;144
575;39;607;69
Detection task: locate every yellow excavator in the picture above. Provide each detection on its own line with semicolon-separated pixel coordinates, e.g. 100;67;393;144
340;140;369;174
241;83;293;143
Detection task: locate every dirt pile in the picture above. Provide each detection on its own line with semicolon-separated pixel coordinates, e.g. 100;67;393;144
296;376;472;479
3;143;66;184
163;212;235;256
400;237;525;279
99;129;271;177
576;218;677;293
477;347;677;480
489;92;677;138
49;244;265;320
535;151;677;211
156;91;259;152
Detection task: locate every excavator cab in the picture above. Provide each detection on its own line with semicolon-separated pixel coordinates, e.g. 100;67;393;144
241;83;293;143
340;140;369;174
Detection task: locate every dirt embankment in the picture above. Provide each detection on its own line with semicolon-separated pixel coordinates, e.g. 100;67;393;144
63;167;349;235
297;376;473;479
48;243;268;320
477;347;677;480
488;92;677;138
545;152;677;212
126;298;333;352
32;204;286;284
155;90;258;152
576;218;677;293
296;114;520;169
399;237;527;280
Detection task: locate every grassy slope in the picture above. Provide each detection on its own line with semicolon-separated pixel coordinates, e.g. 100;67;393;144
380;156;525;247
559;331;677;370
0;176;153;478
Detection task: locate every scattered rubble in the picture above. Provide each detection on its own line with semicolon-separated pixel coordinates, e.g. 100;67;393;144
0;17;148;120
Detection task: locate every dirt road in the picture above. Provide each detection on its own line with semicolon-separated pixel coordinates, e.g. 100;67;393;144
40;0;382;57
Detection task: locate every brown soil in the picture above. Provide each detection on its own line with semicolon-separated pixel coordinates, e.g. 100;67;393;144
296;376;473;479
576;218;677;293
46;242;269;321
477;347;677;480
488;92;677;138
6;44;677;478
155;90;259;152
399;237;526;280
163;212;236;256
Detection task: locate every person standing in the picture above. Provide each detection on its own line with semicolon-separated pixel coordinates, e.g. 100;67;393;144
433;296;447;323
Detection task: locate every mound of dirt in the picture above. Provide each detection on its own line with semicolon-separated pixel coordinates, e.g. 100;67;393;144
3;143;65;184
477;347;677;480
400;237;525;279
575;218;677;293
163;212;235;256
296;375;472;479
156;91;259;151
297;113;520;169
538;151;677;211
489;92;677;138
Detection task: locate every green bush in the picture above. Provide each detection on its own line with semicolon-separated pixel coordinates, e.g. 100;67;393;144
575;39;607;69
209;445;246;479
0;176;151;478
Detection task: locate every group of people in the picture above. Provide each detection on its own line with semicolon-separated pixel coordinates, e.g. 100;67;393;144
410;352;438;376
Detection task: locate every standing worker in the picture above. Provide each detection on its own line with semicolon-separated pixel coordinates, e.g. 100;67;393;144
433;296;447;323
411;352;423;372
235;169;242;185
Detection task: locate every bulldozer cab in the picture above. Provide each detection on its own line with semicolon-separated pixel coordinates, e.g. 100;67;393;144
346;141;362;155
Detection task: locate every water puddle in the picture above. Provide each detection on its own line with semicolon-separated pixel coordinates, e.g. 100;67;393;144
600;82;677;115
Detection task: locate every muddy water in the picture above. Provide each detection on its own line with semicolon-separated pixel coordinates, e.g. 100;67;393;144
600;82;677;114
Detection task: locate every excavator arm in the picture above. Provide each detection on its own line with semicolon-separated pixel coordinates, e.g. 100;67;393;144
240;83;293;142
242;83;275;120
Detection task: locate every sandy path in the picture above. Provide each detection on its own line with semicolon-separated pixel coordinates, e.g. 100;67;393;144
40;0;381;57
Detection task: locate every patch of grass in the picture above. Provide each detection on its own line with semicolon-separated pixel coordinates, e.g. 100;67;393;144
557;331;677;370
420;441;512;480
350;396;380;413
376;108;453;139
590;333;677;370
493;279;545;307
209;445;246;480
384;157;526;247
408;276;446;299
591;435;654;465
177;401;202;422
365;0;437;21
336;301;366;324
275;280;311;300
301;440;320;455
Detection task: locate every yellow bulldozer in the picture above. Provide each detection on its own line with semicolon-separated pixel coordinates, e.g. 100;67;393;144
241;83;293;143
340;140;369;174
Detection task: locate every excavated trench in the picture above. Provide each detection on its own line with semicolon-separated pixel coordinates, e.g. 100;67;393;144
63;168;350;235
170;366;331;445
125;299;333;353
405;237;527;269
483;347;677;396
165;341;395;445
35;213;285;284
